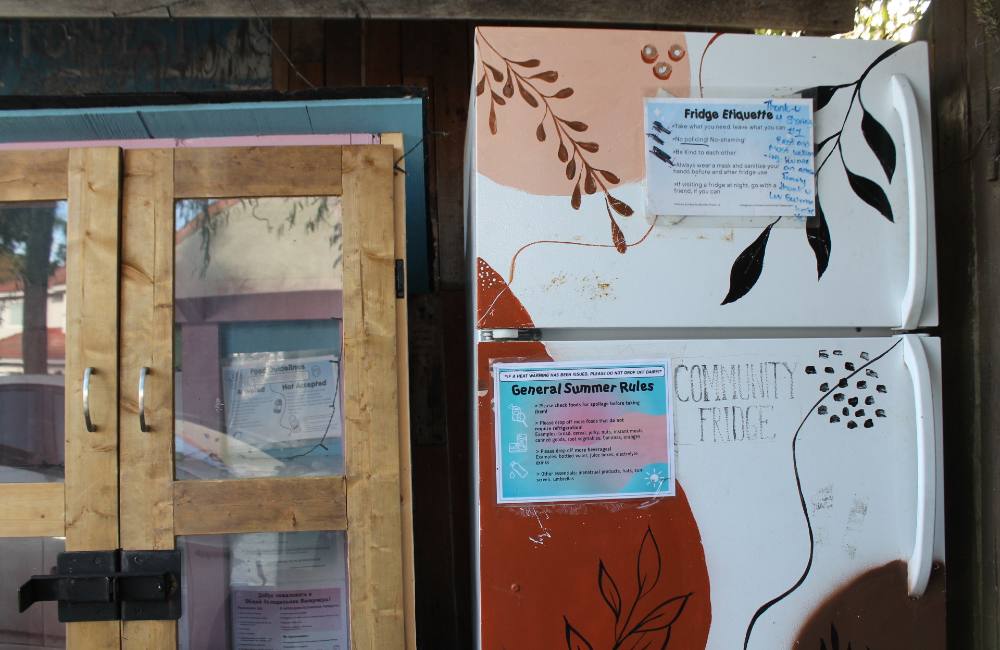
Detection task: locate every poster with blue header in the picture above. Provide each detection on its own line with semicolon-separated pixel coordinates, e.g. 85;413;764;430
644;97;815;218
494;360;674;504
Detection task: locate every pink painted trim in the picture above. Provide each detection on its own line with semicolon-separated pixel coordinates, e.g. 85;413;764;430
0;133;378;150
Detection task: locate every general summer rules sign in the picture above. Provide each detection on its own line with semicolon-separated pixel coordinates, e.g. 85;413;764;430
493;360;674;504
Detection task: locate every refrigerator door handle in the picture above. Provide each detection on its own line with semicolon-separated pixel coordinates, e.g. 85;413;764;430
892;74;929;331
902;334;935;597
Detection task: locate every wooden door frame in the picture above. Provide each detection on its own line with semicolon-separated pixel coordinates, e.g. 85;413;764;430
0;147;124;649
118;142;411;649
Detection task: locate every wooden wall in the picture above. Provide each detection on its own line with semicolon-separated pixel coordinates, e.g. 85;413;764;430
270;19;477;648
921;2;998;648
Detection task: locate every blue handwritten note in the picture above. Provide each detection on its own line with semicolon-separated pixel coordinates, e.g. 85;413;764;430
644;98;815;218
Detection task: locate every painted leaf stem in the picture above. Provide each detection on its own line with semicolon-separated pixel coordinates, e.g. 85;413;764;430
475;27;634;253
565;527;692;650
722;41;909;303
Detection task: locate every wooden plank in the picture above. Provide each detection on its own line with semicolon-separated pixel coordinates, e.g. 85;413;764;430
342;145;405;648
382;132;416;650
272;19;292;92
364;20;402;86
119;149;177;650
433;20;471;286
174;146;343;198
0;483;65;537
324;19;362;86
0;149;68;201
64;146;121;649
0;1;857;32
173;477;348;535
289;19;325;90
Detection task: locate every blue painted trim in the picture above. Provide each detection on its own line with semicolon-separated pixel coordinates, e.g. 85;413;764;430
0;98;430;293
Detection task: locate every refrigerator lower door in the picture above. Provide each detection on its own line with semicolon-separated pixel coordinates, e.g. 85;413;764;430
473;335;944;649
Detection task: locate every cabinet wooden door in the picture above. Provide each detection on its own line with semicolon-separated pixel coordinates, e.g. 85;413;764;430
117;144;408;650
0;143;411;650
0;148;122;649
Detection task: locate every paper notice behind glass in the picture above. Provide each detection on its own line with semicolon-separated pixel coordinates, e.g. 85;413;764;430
221;351;341;477
230;532;348;650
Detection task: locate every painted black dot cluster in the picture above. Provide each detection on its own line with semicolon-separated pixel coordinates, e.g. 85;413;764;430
810;348;888;431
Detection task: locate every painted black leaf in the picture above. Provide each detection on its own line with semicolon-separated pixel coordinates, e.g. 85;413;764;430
806;199;831;279
536;122;546;142
845;166;893;222
861;108;897;182
597;560;622;621
631;593;691;633
636;526;662;597
571;181;582;210
564;617;594;650
831;623;840;650
813;85;839;111
512;58;541;67
475;74;485;96
721;219;777;305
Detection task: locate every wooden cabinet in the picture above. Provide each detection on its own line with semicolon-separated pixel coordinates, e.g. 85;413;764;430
0;141;413;650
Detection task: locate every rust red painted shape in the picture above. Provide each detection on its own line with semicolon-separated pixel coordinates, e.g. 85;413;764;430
477;257;534;329
477;341;711;649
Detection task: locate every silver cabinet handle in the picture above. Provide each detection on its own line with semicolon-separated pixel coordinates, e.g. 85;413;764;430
82;367;96;432
138;366;151;433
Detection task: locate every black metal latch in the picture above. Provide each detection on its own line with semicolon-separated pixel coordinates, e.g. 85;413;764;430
18;549;181;623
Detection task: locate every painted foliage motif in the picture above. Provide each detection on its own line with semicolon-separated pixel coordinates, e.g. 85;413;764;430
474;30;916;309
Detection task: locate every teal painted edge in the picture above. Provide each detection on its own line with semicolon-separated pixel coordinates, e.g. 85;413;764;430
0;97;429;293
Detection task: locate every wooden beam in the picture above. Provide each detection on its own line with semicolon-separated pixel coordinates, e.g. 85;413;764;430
173;477;348;535
382;132;416;650
0;149;68;202
0;483;65;537
174;146;343;199
119;149;177;650
65;146;122;649
342;144;405;649
0;1;857;32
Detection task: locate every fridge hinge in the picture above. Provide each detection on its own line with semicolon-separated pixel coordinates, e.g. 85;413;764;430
480;328;542;342
17;549;182;623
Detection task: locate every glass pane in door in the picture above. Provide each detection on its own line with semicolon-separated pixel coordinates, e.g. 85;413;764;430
0;536;65;648
173;197;344;479
177;531;348;650
0;203;68;483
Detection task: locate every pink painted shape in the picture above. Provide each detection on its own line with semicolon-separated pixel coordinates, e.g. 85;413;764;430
0;133;377;150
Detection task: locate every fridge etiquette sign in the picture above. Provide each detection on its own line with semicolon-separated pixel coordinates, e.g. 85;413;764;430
494;361;673;504
644;97;815;217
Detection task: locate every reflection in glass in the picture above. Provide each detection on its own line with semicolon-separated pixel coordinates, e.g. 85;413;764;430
0;203;68;482
178;531;348;650
174;197;344;479
0;536;65;648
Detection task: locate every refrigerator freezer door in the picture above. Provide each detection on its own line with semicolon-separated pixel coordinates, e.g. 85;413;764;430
473;336;944;649
470;28;937;330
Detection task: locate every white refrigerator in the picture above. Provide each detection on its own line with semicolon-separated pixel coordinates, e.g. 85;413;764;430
467;27;944;649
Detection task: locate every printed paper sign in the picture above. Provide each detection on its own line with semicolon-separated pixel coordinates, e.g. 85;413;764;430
232;585;346;649
222;352;341;448
644;97;815;217
494;360;673;504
